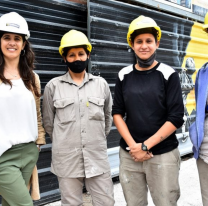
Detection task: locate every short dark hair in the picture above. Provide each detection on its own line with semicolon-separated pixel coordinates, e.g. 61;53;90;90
62;45;89;57
130;28;158;44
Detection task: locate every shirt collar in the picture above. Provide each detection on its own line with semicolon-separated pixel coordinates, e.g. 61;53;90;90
61;71;94;85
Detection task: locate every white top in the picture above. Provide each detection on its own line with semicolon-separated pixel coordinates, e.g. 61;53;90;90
0;79;38;156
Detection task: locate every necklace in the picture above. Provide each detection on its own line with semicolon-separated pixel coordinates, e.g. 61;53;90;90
5;70;19;78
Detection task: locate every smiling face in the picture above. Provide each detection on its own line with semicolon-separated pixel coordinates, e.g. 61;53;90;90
1;33;25;60
131;33;159;60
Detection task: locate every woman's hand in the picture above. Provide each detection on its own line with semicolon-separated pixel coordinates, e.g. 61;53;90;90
128;143;153;162
37;145;41;152
134;152;153;162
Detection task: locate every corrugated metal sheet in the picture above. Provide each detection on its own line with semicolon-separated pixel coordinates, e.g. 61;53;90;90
88;0;204;175
0;0;87;205
1;0;207;204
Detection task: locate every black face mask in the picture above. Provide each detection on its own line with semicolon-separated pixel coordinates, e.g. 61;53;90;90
135;52;156;68
65;59;88;73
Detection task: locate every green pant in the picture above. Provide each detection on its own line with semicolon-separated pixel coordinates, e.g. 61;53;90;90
0;142;39;206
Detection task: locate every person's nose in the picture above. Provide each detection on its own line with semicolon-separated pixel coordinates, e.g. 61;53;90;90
141;42;148;49
75;54;81;61
8;39;16;46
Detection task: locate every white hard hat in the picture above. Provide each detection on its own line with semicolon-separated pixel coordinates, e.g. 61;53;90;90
0;12;30;39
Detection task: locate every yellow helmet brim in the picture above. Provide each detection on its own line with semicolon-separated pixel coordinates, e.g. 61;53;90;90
127;16;162;48
202;25;208;33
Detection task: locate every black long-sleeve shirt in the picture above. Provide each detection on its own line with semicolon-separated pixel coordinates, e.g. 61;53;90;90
112;63;184;155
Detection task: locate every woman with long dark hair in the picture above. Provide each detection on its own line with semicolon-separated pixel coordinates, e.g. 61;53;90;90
0;12;45;206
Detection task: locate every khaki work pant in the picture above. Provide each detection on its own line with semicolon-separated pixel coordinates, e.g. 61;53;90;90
58;172;115;206
0;142;39;206
197;157;208;206
119;147;181;206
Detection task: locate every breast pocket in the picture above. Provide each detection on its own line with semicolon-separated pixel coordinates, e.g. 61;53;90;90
88;97;105;121
54;98;76;123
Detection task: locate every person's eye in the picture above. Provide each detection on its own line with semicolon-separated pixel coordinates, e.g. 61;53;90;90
69;54;74;57
136;41;142;44
147;40;152;43
3;36;10;40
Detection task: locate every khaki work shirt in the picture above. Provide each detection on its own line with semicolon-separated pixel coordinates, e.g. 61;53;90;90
42;72;112;178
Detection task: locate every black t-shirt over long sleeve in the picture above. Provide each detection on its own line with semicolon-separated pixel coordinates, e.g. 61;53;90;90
112;62;184;155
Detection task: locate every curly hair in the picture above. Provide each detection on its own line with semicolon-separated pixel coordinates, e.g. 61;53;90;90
0;36;40;97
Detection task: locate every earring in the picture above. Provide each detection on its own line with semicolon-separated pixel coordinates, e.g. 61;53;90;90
21;50;25;56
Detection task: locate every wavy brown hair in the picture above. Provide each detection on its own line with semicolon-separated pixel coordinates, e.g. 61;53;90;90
0;36;40;97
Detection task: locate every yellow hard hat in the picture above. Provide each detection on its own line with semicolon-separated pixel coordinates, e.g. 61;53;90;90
59;29;92;56
127;15;162;47
202;12;208;33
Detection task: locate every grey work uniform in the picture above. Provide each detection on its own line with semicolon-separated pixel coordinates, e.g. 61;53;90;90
42;72;114;206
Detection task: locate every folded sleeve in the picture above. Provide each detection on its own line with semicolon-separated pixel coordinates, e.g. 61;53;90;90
34;73;46;145
42;84;55;140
